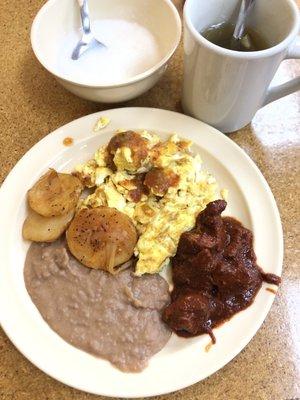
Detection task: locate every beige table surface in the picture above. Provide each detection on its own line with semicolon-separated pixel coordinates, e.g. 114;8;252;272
0;1;299;399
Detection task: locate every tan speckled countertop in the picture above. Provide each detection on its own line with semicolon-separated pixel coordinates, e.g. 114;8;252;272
0;1;299;399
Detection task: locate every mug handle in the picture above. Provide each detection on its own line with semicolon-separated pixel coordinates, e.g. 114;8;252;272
263;36;300;106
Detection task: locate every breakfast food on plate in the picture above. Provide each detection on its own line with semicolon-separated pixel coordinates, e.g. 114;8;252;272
28;169;82;217
23;208;75;242
66;206;137;273
22;129;280;372
75;130;219;275
162;200;281;341
24;239;171;372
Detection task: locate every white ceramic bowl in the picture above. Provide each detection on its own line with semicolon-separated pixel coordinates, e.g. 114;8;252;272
31;0;181;103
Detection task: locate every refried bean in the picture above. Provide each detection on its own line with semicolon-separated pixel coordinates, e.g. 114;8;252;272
162;200;281;341
24;239;171;372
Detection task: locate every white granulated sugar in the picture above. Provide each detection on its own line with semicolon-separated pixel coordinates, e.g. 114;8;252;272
57;19;162;85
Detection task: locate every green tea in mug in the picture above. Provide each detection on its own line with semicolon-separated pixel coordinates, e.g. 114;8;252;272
201;22;269;52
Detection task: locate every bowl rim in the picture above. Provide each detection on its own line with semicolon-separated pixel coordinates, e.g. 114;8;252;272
30;0;182;89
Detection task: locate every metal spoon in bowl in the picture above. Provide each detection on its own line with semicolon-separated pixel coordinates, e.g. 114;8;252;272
71;0;105;60
230;0;256;51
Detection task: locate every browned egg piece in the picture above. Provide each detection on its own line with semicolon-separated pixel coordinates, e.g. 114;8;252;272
28;169;83;217
144;167;180;196
66;206;138;273
22;208;74;242
106;131;148;169
125;174;149;203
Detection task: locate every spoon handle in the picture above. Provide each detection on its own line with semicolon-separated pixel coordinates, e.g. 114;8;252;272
233;0;255;40
78;0;91;35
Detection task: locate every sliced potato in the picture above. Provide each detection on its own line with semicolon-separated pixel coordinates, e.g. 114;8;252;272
28;169;83;217
66;206;137;273
22;208;74;242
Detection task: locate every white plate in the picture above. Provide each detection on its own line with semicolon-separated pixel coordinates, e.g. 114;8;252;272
0;108;283;398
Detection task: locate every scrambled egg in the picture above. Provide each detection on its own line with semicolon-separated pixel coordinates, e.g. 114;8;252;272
75;131;220;276
93;116;110;132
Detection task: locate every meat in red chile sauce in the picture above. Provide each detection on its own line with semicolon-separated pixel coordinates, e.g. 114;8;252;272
162;200;281;341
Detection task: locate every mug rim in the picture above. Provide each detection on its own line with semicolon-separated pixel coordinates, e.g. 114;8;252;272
184;0;300;59
30;0;181;89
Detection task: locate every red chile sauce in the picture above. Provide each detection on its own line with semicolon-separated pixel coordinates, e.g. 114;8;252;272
162;200;281;342
106;131;148;171
144;167;180;196
127;168;180;203
63;137;74;146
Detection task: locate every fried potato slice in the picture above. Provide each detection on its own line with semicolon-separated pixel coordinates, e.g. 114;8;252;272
22;208;74;242
66;206;137;273
28;169;83;217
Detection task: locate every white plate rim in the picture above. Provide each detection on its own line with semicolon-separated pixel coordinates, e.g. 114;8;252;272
0;107;283;398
